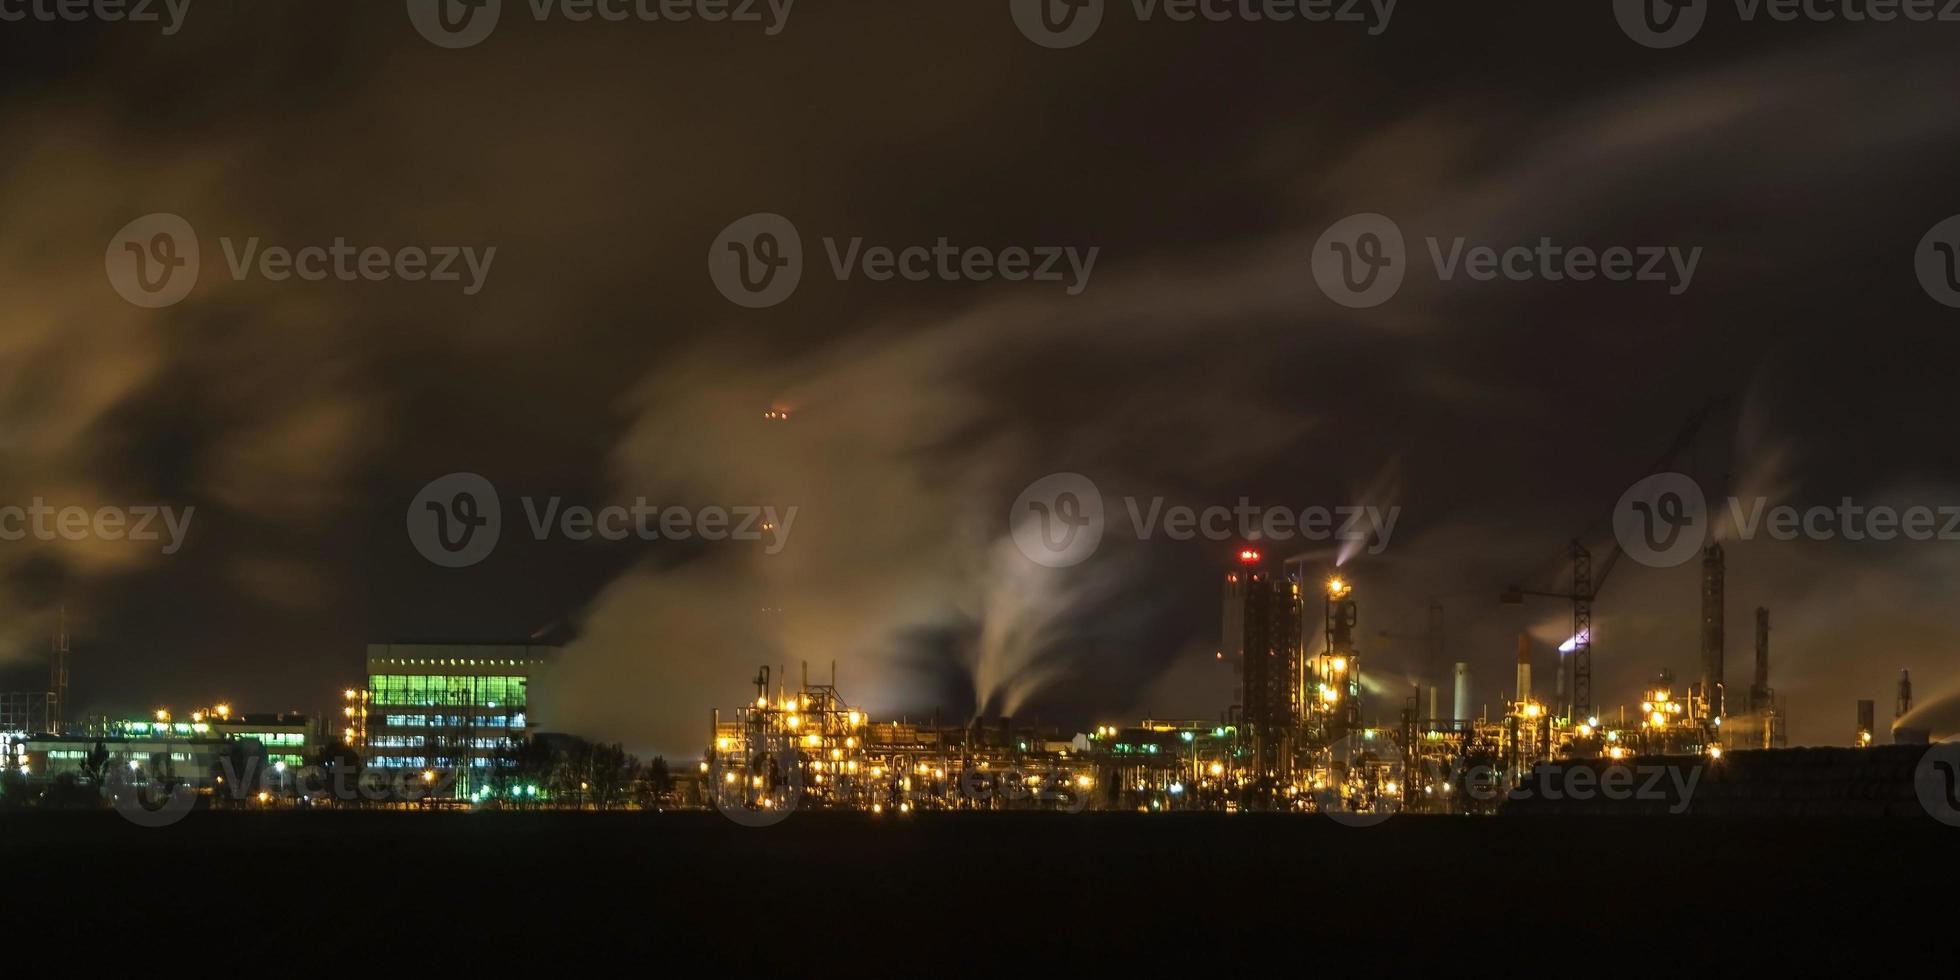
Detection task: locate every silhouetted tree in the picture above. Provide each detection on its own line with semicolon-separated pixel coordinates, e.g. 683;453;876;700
636;756;674;809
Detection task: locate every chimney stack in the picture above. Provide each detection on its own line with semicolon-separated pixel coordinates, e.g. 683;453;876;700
1453;662;1470;725
1515;634;1532;707
1700;544;1726;720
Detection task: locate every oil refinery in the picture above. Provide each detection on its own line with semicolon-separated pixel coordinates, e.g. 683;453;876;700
702;545;1940;819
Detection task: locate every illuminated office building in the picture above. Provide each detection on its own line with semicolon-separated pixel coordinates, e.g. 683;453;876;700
363;642;556;795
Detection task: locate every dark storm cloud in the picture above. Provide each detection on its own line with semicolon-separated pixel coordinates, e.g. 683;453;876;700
2;4;1957;748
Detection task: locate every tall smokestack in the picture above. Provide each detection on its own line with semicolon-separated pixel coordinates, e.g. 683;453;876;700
1700;544;1725;720
1857;700;1875;746
1515;634;1531;707
1749;607;1770;713
1427;685;1438;722
1897;669;1913;720
1453;662;1470;725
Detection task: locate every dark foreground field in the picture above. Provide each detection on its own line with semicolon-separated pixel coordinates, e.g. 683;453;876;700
4;811;1950;965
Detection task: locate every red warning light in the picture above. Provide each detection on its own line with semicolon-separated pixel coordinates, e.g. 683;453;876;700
1238;548;1261;564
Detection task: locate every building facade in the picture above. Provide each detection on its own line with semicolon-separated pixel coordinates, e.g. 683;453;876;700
363;643;555;796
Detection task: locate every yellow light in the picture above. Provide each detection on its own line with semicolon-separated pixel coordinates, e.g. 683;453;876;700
1075;776;1092;788
343;689;357;700
1524;703;1541;718
1642;702;1653;713
871;803;884;814
1327;578;1348;597
716;737;730;751
1209;762;1224;777
1578;724;1594;737
756;697;768;709
848;711;862;726
1331;657;1348;674
1652;712;1667;727
724;772;737;784
786;714;801;729
215;703;230;719
422;770;436;783
1709;745;1724;759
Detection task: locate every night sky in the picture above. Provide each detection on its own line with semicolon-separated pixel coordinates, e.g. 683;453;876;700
4;2;1959;755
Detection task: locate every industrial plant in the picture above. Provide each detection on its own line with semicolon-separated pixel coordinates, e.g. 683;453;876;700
701;543;1937;819
0;552;1938;818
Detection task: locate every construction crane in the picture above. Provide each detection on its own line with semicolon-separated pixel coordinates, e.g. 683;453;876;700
1501;397;1729;722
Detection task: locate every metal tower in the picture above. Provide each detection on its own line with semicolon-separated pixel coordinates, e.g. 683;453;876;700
50;608;69;735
